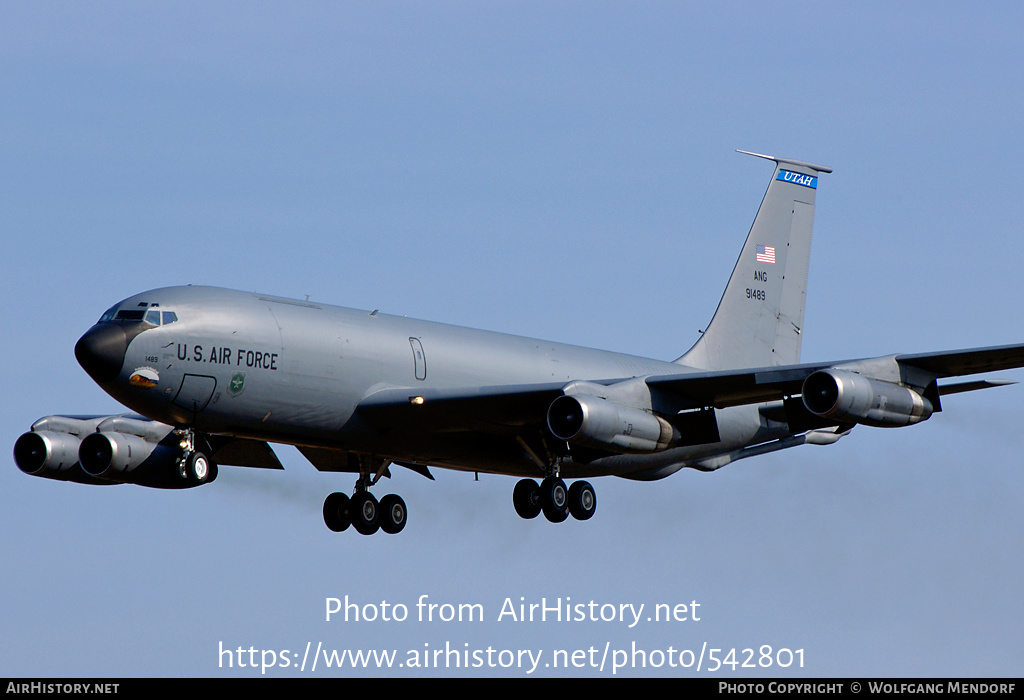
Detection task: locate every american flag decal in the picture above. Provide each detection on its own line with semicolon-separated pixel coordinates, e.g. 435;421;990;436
756;244;776;264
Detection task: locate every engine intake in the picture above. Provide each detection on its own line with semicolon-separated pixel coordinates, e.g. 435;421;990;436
802;369;933;427
14;430;83;478
547;394;677;453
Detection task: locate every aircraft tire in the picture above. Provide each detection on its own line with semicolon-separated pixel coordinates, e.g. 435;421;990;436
379;494;407;534
568;481;596;521
350;491;380;535
513;479;542;519
323;492;351;532
184;451;214;486
541;476;569;523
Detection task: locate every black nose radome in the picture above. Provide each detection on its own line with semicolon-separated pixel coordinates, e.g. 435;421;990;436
75;324;128;384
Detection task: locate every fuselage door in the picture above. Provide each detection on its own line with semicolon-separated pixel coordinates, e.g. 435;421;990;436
173;374;217;413
409;337;427;381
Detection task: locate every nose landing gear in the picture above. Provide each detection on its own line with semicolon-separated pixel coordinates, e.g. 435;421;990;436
176;429;217;486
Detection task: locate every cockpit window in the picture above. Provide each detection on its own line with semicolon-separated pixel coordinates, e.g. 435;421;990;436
100;306;180;325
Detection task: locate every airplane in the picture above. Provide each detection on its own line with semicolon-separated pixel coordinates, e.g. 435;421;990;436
14;150;1024;535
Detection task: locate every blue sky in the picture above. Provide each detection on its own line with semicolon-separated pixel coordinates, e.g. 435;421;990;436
3;2;1023;677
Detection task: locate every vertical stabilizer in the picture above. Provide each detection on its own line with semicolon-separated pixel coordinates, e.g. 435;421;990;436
677;151;831;370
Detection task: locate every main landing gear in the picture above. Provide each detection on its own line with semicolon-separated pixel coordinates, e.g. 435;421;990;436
513;476;596;523
320;460;595;533
323;490;407;535
323;458;407;535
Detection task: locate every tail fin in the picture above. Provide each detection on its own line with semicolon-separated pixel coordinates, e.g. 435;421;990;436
677;151;831;370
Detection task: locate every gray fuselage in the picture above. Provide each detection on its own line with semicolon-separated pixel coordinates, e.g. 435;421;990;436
87;285;782;480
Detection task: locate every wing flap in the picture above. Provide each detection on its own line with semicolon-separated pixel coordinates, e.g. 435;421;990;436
646;362;832;410
208;437;284;469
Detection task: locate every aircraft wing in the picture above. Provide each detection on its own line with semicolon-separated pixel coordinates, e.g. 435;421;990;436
357;381;571;433
356;344;1024;432
894;343;1024;377
648;343;1024;410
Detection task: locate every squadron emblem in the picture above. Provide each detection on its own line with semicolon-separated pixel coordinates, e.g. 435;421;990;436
228;372;246;397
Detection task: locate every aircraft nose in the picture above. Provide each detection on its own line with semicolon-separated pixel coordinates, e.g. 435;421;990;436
75;324;128;384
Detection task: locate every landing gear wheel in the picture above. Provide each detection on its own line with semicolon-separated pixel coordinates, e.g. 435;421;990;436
379;494;407;534
541;476;569;523
184;451;214;486
350;491;380;535
513;479;542;519
568;481;597;520
323;492;351;532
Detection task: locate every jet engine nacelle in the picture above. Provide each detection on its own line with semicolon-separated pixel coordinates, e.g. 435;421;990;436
14;416;116;485
14;415;206;489
79;431;175;480
801;369;933;427
14;430;90;480
547;394;677;453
